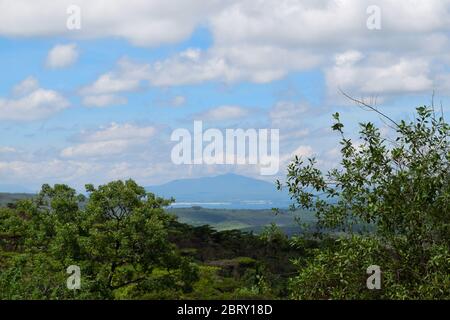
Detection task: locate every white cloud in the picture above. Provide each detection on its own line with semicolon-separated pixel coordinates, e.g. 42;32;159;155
80;72;139;95
12;76;39;96
335;50;364;67
210;0;450;50
0;159;102;190
0;146;16;154
154;95;187;108
2;0;448;49
61;140;133;158
170;95;186;107
270;100;315;145
79;59;145;107
83;44;319;91
436;73;450;93
205;0;450;92
145;49;229;86
82;94;127;107
0;0;227;47
70;1;450;94
194;105;251;122
278;144;315;170
147;46;319;86
46;43;79;68
289;145;314;159
87;122;156;141
270;101;309;130
3;1;450;188
0;78;69;121
61;123;156;158
326;52;433;98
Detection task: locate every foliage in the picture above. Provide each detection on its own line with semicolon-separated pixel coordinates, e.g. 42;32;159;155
0;181;303;300
2;103;447;300
280;103;450;299
0;180;199;299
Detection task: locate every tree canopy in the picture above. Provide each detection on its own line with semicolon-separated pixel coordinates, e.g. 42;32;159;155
279;103;449;299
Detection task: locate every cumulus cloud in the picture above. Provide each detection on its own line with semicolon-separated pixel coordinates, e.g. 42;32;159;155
79;58;150;106
0;146;17;154
326;51;433;99
210;0;450;51
83;50;226;90
283;145;314;162
3;0;450;187
46;43;79;68
148;47;320;85
0;0;227;46
0;77;69;121
82;94;127;107
61;140;133;158
73;1;450;95
3;0;447;49
61;123;156;158
154;95;187;108
193;105;252;122
277;143;316;174
335;50;364;67
80;58;149;95
215;0;450;96
0;159;103;190
267;99;341;174
83;44;319;91
12;76;40;96
270;101;312;141
436;73;450;93
270;101;309;129
170;95;186;107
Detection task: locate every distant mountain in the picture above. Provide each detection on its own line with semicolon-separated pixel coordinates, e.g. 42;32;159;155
146;173;291;209
0;193;34;206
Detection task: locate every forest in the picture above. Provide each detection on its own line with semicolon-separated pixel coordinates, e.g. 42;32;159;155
0;105;449;300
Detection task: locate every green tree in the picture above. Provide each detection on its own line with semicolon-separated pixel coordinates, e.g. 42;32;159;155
82;180;196;296
0;180;199;299
280;101;450;299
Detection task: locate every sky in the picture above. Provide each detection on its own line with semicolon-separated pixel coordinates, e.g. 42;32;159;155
0;0;450;191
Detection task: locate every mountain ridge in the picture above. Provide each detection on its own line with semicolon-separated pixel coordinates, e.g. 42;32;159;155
146;173;290;209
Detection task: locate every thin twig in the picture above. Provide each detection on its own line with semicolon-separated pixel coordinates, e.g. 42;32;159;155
340;90;400;129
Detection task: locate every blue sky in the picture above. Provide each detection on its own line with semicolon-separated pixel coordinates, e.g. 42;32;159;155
0;0;449;191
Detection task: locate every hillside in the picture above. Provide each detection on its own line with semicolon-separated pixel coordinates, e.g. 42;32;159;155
147;173;291;209
0;193;34;207
0;192;310;234
169;207;314;235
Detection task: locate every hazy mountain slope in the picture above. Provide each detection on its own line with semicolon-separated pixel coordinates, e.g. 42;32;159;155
147;173;290;208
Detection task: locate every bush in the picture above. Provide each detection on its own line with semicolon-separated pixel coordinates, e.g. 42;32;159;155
280;103;450;299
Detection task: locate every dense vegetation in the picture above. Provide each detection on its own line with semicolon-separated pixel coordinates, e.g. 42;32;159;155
0;181;309;299
0;104;448;299
279;103;449;299
168;207;315;234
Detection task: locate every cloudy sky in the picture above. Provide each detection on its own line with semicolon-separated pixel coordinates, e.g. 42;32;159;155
0;0;450;191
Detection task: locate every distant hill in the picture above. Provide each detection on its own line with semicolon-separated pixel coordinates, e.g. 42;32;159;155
146;173;291;209
0;193;34;206
168;207;314;235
